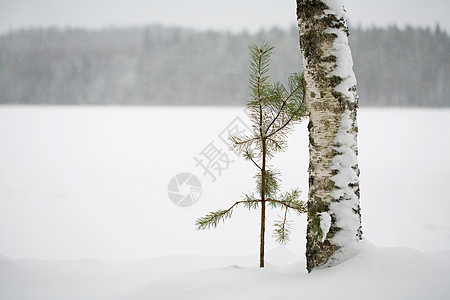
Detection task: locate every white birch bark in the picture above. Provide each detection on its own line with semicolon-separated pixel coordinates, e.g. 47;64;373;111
296;0;362;272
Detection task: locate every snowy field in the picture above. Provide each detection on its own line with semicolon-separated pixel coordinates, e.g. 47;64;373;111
0;106;449;299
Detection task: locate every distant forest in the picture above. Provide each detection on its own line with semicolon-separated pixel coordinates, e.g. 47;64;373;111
0;25;449;107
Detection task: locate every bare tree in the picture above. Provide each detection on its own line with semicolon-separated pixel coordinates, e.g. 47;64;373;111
296;0;362;272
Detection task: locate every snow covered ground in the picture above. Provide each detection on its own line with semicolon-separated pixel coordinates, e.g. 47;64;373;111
1;242;449;299
0;106;449;299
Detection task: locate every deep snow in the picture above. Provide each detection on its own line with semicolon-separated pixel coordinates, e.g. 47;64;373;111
0;106;449;299
1;241;449;300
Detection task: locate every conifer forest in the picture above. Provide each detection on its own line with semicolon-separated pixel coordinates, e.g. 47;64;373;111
0;25;448;107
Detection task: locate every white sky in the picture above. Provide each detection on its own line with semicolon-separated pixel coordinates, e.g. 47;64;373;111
0;0;449;33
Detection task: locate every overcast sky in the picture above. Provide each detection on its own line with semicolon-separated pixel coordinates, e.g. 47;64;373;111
1;0;449;34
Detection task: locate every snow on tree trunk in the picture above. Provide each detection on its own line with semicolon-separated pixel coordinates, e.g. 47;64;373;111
296;0;362;272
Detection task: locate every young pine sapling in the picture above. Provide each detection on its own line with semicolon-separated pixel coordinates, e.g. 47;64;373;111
195;42;308;268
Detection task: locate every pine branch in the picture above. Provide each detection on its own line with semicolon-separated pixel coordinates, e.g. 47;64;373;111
265;103;306;139
229;135;259;154
264;86;299;135
195;199;261;230
266;188;307;213
195;209;233;230
263;72;305;136
243;149;262;170
273;207;291;245
249;42;274;138
266;137;285;153
255;169;281;198
263;73;307;139
266;198;306;212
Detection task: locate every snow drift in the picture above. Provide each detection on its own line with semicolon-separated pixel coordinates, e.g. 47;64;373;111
1;240;449;300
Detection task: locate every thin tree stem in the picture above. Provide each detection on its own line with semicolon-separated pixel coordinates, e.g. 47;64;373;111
257;46;266;268
260;139;266;268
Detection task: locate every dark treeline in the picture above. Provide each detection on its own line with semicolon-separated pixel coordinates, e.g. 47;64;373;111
0;25;448;106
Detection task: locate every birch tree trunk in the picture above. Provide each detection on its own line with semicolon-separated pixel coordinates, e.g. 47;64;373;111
296;0;362;272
